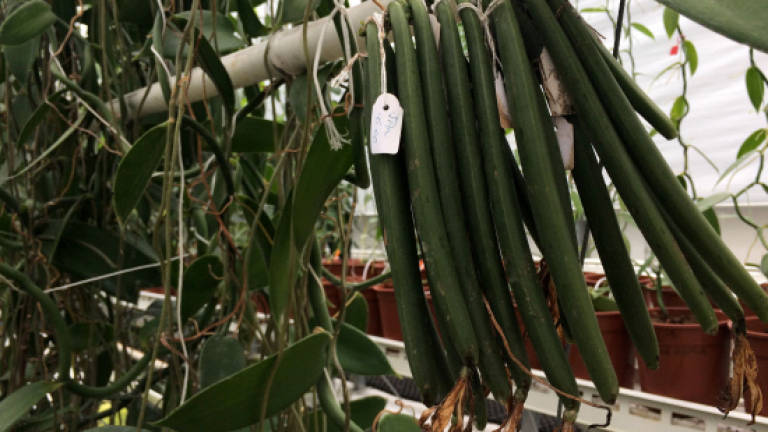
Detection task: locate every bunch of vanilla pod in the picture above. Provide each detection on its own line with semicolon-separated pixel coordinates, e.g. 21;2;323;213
360;0;767;429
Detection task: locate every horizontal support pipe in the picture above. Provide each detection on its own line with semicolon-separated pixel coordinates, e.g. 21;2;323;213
111;0;391;119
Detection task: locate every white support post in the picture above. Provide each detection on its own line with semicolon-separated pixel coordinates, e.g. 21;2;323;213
112;0;392;119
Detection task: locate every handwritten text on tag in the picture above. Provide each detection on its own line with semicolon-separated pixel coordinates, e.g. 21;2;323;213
370;93;404;154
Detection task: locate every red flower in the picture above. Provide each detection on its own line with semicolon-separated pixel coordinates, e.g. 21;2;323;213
669;44;679;55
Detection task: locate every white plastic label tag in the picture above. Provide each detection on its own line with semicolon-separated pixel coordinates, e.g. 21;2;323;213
495;74;513;129
540;48;574;116
429;14;441;47
370;93;404;154
554;116;574;170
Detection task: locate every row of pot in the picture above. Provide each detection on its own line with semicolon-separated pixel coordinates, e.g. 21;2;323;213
321;260;768;414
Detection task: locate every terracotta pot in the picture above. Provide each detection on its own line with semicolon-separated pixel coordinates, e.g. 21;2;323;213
585;272;655;288
637;307;729;405
374;283;401;340
741;283;768;317
637;275;655;289
323;280;342;316
361;287;383;336
568;311;634;388
583;272;605;286
354;260;387;279
374;283;435;341
642;286;688;309
322;258;389;279
251;291;270;314
513;307;542;370
745;316;768;416
322;258;364;277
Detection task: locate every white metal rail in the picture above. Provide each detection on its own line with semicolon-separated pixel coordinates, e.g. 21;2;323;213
369;335;768;432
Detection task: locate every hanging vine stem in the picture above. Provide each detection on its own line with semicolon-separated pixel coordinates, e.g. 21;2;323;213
722;49;768;260
612;0;626;58
137;0;202;427
624;0;638;77
669;25;719;200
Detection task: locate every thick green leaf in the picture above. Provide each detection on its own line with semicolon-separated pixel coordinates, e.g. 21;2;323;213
0;1;57;45
0;382;62;432
345;292;368;332
375;413;421;432
592;295;619;312
746;66;765;111
630;23;655;40
663;7;679;38
683;40;698;75
69;322;114;352
50;63;113;123
17;100;52;146
231;117;284;152
113;124;167;223
656;0;768;53
116;0;154;35
199;335;246;389
269;199;297;319
246;225;271;291
236;0;269;37
327;396;387;432
11;111;86;179
717;150;758;185
737;128;767;158
288;66;334;124
239;197;273;291
49;221;160;302
4;36;39;84
155;332;331;432
336;321;393;376
163;11;244;57
52;0;77;22
292;118;356;248
194;29;235;116
669;96;688;121
761;254;768;278
695;192;730;211
280;0;321;23
181;255;224;321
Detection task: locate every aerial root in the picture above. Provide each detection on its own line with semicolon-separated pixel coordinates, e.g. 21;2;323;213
719;331;762;424
419;375;472;432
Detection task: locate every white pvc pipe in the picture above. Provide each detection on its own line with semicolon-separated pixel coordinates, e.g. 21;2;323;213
112;0;392;119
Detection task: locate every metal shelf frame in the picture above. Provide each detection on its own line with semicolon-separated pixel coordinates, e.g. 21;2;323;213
369;335;768;432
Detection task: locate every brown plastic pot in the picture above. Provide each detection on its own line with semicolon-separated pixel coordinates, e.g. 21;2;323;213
637;307;729;405
568;311;634;388
642;286;688;309
740;283;768;317
251;291;270;314
513;307;542;370
322;258;388;279
374;282;435;341
361;287;383;336
745;316;768;416
374;283;401;340
322;258;364;277
583;272;605;286
141;286;176;295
